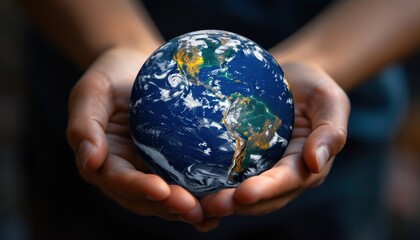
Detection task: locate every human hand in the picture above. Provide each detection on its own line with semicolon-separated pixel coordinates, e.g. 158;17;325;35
66;47;203;224
195;61;350;231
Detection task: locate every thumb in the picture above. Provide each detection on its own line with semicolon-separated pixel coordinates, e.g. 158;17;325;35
303;124;348;173
302;84;350;173
66;70;113;171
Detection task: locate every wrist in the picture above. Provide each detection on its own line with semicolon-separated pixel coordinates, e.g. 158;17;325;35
270;41;355;91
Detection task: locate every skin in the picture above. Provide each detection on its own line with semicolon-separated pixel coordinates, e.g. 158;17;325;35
19;0;420;232
67;48;203;223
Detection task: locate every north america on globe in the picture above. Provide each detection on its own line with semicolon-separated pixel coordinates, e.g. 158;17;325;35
129;30;294;196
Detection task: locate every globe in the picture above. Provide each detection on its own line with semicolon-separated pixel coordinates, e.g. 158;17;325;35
129;30;294;196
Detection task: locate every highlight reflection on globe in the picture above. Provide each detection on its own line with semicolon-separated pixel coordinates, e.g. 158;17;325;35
129;30;294;196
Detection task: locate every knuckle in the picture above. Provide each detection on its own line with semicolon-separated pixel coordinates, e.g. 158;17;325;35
285;171;304;191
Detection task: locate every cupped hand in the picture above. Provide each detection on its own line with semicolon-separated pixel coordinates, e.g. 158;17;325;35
196;61;350;230
66;47;203;224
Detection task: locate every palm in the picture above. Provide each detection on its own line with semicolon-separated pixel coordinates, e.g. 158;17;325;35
105;83;148;173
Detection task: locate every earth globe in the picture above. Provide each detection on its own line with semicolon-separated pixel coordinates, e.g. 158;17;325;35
129;30;294;196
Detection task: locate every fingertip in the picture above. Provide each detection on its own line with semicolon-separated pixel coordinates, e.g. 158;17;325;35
66;73;113;171
164;185;196;213
67;117;109;172
303;126;347;173
179;199;204;224
206;189;235;217
199;194;216;217
235;176;272;205
78;140;106;171
79;135;108;171
143;174;171;201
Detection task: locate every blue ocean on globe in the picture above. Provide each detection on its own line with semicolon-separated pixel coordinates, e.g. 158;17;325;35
129;30;294;196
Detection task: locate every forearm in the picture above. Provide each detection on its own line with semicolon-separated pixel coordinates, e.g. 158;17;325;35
271;0;420;90
19;0;163;67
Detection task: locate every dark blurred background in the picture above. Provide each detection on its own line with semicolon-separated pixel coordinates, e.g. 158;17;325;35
1;0;419;239
0;0;28;239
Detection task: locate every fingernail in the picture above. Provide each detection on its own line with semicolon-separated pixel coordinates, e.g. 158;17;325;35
78;140;94;170
316;145;329;171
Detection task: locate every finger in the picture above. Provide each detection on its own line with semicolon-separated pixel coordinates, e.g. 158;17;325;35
201;188;235;217
163;185;198;214
178;199;204;224
113;185;203;223
233;191;301;216
232;160;334;216
66;70;113;171
162;185;203;223
96;154;170;201
291;116;312;138
233;138;308;205
303;82;350;173
203;184;297;217
199;193;216;218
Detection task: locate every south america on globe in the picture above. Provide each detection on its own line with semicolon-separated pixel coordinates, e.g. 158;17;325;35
129;30;294;196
